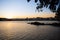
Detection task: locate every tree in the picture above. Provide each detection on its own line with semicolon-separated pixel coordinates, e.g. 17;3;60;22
27;0;60;21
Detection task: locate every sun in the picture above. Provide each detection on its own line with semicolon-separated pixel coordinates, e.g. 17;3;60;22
5;16;13;19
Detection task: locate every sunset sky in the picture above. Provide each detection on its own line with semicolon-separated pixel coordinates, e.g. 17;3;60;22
0;0;55;18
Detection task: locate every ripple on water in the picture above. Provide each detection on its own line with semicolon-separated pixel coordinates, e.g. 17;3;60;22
0;21;60;40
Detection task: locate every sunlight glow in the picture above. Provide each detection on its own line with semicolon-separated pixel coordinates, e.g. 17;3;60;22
5;16;13;19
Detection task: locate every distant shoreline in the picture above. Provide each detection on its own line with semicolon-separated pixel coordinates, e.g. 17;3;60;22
0;18;59;21
0;19;58;21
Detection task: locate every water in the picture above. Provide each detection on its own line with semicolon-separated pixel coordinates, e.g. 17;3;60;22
0;21;60;40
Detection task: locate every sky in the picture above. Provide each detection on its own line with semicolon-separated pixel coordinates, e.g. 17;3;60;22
0;0;55;18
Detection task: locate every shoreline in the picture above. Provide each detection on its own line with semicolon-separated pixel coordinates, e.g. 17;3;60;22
28;21;60;26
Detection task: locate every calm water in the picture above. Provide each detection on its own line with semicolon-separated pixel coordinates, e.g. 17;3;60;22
0;21;60;40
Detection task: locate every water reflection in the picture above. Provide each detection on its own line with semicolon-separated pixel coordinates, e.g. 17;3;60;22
0;21;60;40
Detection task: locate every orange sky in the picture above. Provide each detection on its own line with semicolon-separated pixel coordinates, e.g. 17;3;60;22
0;12;55;18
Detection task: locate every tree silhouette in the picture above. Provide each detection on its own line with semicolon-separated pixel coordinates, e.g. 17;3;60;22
27;0;60;21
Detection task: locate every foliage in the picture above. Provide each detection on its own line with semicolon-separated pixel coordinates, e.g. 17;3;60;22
27;0;60;20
